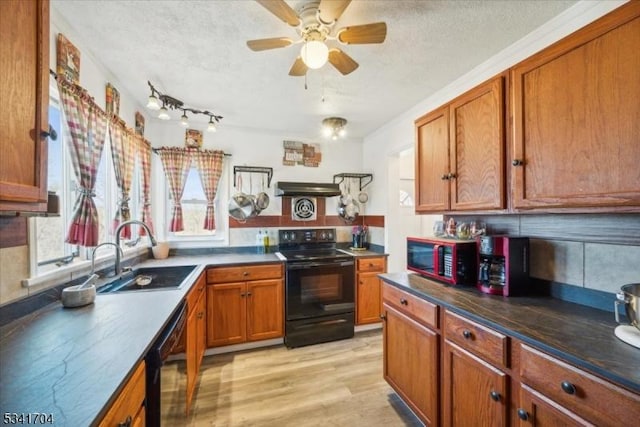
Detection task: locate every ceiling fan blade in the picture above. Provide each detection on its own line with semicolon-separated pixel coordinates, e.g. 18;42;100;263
337;22;387;44
256;0;300;27
247;37;294;51
328;48;359;75
318;0;352;24
289;57;308;76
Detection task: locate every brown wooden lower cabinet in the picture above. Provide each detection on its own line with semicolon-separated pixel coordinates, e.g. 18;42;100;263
442;340;508;426
99;360;146;427
380;281;640;427
185;272;206;415
356;256;387;325
206;263;284;348
382;301;439;425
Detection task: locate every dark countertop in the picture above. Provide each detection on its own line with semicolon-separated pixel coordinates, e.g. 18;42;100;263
0;254;281;427
379;272;640;394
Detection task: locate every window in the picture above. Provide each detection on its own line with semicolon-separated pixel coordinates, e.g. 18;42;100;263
166;165;228;241
30;82;141;275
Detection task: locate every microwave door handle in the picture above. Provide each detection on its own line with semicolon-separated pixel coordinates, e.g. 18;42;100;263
433;244;441;274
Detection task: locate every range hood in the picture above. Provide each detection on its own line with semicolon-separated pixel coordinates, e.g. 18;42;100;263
275;181;341;197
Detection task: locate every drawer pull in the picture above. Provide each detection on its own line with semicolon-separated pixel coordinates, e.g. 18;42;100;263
517;409;529;421
561;381;576;395
462;329;472;339
243;271;249;276
400;298;408;305
118;416;132;427
489;391;501;402
380;314;387;321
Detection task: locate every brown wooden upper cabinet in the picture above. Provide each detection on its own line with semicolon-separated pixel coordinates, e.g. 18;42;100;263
0;0;50;213
415;75;506;213
511;2;640;210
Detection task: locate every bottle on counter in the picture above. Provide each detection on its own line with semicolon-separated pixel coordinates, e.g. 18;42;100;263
263;230;270;253
256;230;264;254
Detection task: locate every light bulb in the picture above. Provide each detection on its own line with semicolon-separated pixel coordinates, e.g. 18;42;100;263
338;128;346;137
180;112;189;127
158;106;170;120
207;118;217;133
300;41;329;69
146;95;160;110
322;126;333;137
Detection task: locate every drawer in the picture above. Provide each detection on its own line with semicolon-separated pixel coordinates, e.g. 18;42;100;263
207;263;283;284
186;272;206;313
444;310;508;369
357;257;386;273
382;283;438;329
520;344;640;426
99;361;146;427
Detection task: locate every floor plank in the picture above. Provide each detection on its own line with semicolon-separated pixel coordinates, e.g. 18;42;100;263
161;330;423;426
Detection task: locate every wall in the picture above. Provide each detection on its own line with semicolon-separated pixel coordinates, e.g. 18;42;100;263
361;0;632;281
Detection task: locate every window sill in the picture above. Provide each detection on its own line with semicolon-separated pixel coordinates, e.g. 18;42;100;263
22;246;148;289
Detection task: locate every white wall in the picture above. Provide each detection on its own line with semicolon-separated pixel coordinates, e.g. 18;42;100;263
362;0;627;272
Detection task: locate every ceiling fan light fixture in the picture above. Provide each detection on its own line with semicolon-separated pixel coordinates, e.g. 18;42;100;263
300;40;329;69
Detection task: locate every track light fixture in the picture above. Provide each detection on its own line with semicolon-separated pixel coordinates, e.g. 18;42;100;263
322;117;347;140
146;81;223;132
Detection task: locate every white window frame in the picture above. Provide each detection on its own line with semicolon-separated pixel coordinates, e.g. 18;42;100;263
163;160;230;248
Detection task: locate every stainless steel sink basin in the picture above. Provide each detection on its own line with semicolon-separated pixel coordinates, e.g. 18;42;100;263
97;265;197;293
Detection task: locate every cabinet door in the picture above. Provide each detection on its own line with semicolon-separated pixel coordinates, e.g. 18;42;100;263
511;4;640;209
383;303;439;426
185;307;198;415
246;279;283;341
442;340;508;427
196;292;206;371
415;105;450;212
0;0;49;211
449;75;505;210
517;384;594;427
207;282;246;347
356;272;382;325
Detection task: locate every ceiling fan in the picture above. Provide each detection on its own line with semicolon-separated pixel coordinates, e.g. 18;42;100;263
247;0;387;76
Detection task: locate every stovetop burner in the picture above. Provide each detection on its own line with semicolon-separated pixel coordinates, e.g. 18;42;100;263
277;228;351;262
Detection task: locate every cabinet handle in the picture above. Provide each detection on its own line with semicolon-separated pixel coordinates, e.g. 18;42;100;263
512;159;524;166
441;174;450;180
462;329;472;339
117;416;132;427
517;409;529;421
240;292;246;297
197;312;204;319
448;173;457;179
489;390;500;402
41;125;58;141
399;298;408;305
560;381;576;395
247;291;252;296
380;314;386;321
243;271;249;276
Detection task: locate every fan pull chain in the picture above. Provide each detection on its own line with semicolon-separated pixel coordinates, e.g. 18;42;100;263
304;72;308;90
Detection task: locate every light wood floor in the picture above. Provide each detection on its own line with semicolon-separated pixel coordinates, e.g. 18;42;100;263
161;330;423;426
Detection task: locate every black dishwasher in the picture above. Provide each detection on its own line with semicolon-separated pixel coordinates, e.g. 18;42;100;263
145;300;187;427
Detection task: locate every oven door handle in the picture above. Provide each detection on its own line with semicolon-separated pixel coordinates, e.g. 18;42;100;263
287;260;354;270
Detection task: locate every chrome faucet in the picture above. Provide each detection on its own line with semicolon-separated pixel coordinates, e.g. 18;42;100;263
114;220;157;274
90;242;124;277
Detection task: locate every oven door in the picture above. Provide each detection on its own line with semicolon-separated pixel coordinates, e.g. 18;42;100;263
285;259;355;320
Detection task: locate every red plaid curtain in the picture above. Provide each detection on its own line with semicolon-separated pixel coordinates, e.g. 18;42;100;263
109;119;136;239
57;77;108;247
137;137;154;236
157;147;192;232
194;150;225;230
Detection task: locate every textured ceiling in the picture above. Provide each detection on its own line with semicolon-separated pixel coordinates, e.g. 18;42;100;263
51;0;578;140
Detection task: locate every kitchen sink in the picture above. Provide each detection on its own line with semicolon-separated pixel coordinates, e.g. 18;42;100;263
97;265;197;293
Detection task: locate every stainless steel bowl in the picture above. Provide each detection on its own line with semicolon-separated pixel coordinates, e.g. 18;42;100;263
615;283;640;331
